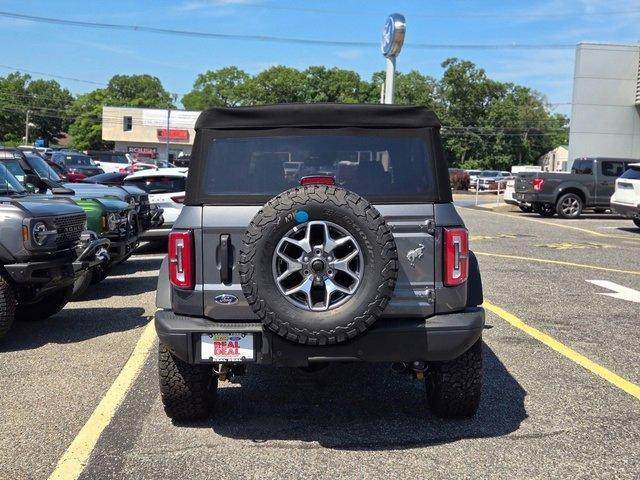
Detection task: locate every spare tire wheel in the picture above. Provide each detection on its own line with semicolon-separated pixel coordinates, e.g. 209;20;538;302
239;185;398;345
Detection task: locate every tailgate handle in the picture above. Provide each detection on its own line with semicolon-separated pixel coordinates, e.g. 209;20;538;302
220;234;232;285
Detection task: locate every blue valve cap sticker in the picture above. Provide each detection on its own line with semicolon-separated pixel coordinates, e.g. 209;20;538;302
294;210;309;223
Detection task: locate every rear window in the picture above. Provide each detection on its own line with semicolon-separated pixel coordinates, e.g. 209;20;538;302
94;153;129;164
621;167;640;180
125;176;186;194
200;133;434;202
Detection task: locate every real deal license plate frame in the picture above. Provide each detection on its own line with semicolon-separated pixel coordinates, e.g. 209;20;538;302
200;333;255;362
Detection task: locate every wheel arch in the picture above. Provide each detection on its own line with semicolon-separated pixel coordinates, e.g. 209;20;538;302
555;185;586;205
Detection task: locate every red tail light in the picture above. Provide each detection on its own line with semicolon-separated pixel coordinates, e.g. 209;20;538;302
443;228;469;287
532;178;544;191
168;230;194;289
171;195;185;204
300;175;335;186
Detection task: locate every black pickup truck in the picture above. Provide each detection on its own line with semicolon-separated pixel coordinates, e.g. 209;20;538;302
514;157;636;218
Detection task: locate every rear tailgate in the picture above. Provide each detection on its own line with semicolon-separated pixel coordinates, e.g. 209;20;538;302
514;172;538;193
614;178;640;205
201;204;436;321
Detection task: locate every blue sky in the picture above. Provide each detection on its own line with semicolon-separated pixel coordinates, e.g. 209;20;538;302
1;0;640;117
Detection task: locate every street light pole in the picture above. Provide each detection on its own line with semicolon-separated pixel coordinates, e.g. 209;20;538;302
25;110;30;145
166;108;171;162
166;93;179;162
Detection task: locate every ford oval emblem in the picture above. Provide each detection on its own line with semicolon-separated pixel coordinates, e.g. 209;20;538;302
215;294;238;305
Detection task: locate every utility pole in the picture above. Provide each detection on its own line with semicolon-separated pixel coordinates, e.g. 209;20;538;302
25;110;30;145
380;14;406;105
166;93;179;162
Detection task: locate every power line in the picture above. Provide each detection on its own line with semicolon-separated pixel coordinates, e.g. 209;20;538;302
0;11;577;50
0;64;106;86
182;2;640;20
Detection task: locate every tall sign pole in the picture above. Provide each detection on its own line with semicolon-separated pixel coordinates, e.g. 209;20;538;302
381;13;406;104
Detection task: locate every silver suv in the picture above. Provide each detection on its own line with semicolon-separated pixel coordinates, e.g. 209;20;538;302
154;104;485;420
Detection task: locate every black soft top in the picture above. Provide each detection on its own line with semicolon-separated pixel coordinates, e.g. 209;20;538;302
195;103;441;130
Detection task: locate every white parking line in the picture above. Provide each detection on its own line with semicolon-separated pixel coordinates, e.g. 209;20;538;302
586;280;640;303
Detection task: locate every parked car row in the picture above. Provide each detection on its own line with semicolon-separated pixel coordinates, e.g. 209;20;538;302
0;146;170;341
507;157;640;225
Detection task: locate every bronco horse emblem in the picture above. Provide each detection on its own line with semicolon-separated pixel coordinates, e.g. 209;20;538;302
406;243;425;268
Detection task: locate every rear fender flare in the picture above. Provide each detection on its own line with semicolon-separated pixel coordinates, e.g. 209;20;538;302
155;256;171;309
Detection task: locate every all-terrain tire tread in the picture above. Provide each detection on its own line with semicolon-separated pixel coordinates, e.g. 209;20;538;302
158;344;217;421
238;185;398;345
426;339;483;419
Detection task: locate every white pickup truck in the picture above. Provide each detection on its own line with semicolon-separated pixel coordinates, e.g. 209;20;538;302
610;163;640;228
503;165;542;212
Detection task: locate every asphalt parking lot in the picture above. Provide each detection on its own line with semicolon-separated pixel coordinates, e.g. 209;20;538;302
1;205;639;479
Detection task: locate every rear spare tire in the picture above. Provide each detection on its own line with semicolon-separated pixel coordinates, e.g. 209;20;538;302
239;185;398;345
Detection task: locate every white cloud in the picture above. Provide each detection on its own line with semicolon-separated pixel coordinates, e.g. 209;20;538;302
175;0;258;12
336;49;364;60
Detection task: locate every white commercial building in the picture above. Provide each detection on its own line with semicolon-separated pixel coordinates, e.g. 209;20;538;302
102;106;201;161
568;43;640;168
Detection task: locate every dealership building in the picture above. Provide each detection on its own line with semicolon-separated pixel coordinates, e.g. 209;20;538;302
568;42;640;167
101;106;201;161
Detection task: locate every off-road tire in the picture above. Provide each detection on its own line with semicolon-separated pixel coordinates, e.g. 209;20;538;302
633;219;640;229
556;193;583;219
16;285;73;321
0;275;16;340
426;339;483;418
71;271;92;299
159;344;217;420
239;184;398;345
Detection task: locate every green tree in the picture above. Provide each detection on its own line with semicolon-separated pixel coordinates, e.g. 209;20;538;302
0;73;73;144
246;66;307;104
106;74;173;108
182;67;251;109
69;74;172;149
301;66;372;103
68;89;110;150
25;79;74;143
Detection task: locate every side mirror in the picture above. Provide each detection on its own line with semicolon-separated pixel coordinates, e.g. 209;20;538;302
94;161;101;166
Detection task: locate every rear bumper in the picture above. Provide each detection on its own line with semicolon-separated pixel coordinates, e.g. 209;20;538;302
155;307;485;366
610;201;639;219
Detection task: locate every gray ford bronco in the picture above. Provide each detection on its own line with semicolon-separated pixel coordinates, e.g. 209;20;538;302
155;104;485;420
0;163;107;340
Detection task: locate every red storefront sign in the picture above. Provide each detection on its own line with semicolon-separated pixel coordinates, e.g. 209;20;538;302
157;129;189;140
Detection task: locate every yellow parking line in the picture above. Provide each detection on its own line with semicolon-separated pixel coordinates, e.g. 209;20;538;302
48;321;156;480
474;251;640;276
463;207;640;241
483;301;640;400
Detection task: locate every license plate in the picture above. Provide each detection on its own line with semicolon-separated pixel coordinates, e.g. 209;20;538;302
515;193;523;199
200;333;254;362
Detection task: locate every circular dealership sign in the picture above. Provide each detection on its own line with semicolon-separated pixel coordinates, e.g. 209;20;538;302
381;13;406;57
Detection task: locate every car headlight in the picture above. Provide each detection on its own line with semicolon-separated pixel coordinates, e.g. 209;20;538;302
32;221;53;246
107;213;118;232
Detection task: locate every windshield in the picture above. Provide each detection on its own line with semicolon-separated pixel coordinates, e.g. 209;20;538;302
480;171;499;177
0;163;27;195
201;133;434;202
60;154;97;167
94;152;129;164
25;154;62;181
2;159;27;183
